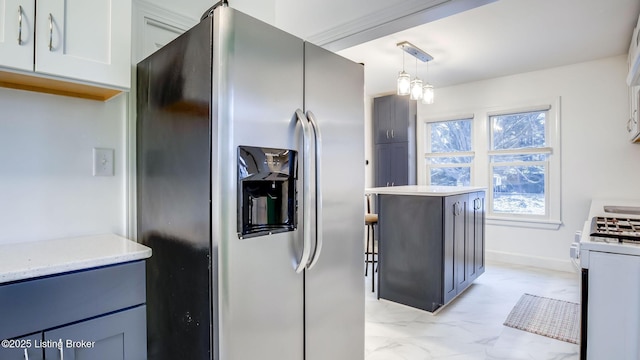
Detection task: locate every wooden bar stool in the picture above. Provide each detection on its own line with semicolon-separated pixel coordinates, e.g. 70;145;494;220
365;194;378;292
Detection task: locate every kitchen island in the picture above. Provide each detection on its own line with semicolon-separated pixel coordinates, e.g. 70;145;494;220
366;185;486;313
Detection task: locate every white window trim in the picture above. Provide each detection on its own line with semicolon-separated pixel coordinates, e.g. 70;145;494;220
417;98;562;230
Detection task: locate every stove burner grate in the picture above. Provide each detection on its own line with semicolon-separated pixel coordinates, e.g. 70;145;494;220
590;217;640;242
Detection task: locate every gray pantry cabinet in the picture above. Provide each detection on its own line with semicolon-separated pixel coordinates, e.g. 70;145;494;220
373;94;416;187
378;191;485;312
0;261;147;359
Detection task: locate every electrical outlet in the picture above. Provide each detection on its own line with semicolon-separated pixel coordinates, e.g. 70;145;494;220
93;148;114;176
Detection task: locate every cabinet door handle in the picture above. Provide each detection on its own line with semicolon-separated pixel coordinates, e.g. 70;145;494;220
386;130;389;139
48;14;53;51
391;129;394;138
391;182;394;186
386;182;390;187
23;348;28;360
17;6;23;45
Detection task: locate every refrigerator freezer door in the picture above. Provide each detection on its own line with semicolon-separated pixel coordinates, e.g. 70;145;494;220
214;8;305;360
303;42;365;360
137;18;214;360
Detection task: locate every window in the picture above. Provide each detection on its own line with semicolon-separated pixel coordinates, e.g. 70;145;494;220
489;108;551;217
418;99;561;229
425;118;474;186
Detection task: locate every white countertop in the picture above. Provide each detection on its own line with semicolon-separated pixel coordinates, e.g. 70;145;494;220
0;234;152;284
365;185;486;196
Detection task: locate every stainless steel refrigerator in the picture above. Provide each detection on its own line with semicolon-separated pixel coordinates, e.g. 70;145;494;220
137;4;364;360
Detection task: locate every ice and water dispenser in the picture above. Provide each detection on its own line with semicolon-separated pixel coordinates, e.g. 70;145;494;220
237;146;297;238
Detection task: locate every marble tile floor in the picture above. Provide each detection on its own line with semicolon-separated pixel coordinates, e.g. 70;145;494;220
364;261;581;360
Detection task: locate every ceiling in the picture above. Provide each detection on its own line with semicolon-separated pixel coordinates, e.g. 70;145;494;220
336;0;640;98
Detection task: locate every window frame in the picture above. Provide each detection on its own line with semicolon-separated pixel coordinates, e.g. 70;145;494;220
423;116;475;186
488;106;551;219
417;98;562;229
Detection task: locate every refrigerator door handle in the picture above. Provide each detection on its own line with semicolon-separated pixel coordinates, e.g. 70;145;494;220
306;110;323;269
295;109;313;273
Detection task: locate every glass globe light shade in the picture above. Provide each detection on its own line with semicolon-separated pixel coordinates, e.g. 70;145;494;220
422;83;434;104
410;78;423;101
397;71;411;96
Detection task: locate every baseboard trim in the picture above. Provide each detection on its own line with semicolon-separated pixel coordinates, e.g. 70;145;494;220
486;250;578;273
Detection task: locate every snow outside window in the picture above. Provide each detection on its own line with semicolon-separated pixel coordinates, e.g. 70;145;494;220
425;119;474;186
489;109;552;218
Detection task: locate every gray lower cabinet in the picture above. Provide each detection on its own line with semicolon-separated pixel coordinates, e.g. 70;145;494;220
0;261;147;359
44;306;146;360
0;333;44;360
444;194;468;304
378;192;485;312
469;191;486;280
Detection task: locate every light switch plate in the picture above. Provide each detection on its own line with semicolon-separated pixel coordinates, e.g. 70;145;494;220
93;148;114;176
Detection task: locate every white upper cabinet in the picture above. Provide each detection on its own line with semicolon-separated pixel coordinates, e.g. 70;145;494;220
35;0;131;89
0;0;131;98
0;0;35;71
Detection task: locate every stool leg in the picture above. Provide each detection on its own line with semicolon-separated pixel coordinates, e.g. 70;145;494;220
371;225;375;292
365;225;370;276
374;225;378;273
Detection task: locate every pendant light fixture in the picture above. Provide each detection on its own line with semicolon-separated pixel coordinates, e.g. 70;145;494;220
410;58;423;100
396;41;434;103
396;50;411;96
422;83;434;104
422;60;435;104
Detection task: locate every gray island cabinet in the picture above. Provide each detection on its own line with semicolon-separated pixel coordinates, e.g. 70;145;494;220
366;186;486;313
0;235;151;360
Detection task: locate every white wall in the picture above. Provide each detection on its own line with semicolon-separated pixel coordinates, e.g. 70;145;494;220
414;55;640;271
0;89;126;244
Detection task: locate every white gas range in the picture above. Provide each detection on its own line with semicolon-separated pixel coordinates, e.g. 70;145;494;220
575;199;640;360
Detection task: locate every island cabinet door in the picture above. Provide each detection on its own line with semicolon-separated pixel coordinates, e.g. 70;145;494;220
466;193;479;281
43;305;146;360
444;195;464;303
454;195;470;293
472;192;486;278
